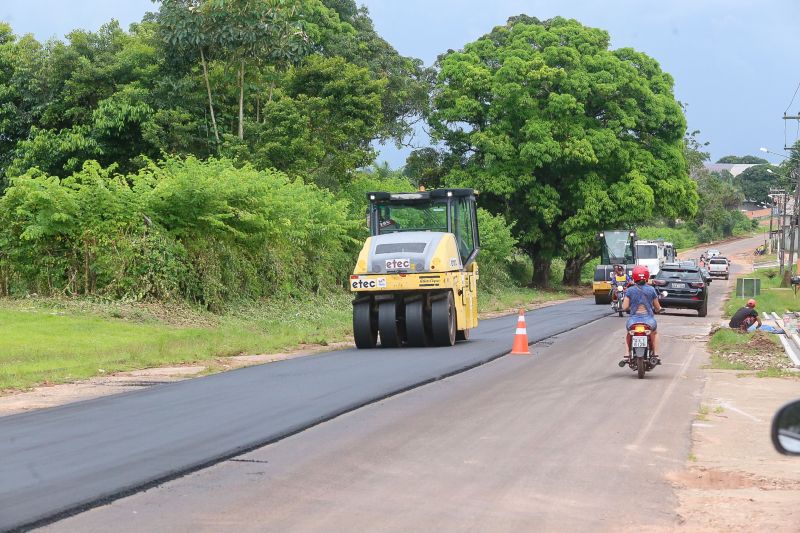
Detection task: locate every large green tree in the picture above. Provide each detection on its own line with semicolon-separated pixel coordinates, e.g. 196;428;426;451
735;164;779;203
428;16;697;285
716;155;768;164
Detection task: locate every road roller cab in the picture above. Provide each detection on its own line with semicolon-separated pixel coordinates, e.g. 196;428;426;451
593;230;636;305
351;189;480;348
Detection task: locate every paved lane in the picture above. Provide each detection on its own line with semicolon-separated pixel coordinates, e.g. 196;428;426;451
40;236;765;532
0;298;609;531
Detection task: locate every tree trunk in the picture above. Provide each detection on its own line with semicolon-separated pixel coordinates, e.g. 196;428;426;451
531;256;551;288
200;48;220;144
562;256;586;286
238;60;245;140
84;239;90;295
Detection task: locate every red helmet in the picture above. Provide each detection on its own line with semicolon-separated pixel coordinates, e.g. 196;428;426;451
632;265;650;282
747;299;756;308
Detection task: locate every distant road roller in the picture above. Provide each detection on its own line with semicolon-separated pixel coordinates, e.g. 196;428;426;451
350;188;480;348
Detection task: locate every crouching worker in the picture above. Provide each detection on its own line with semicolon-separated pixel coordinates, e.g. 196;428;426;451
729;299;762;332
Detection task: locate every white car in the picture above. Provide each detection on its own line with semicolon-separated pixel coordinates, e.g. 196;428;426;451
707;257;729;279
706;249;721;258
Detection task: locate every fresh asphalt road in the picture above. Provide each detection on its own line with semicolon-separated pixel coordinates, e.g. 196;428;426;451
0;298;611;531
38;234;766;532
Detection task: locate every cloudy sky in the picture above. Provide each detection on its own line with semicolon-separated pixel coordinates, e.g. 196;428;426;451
3;0;799;167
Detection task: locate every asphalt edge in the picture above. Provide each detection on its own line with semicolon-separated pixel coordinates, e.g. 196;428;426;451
6;304;611;533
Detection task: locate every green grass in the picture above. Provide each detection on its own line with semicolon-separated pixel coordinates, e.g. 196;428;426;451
0;293;354;392
707;328;782;372
755;367;798;378
723;267;800;317
708;328;755;351
479;285;573;313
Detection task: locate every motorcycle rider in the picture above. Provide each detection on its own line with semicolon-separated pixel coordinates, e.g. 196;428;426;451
609;264;631;305
622;265;662;363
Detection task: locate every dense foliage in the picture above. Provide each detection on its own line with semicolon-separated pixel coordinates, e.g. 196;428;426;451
0;0;428;190
0;6;763;305
716;155;768;164
426;16;698;286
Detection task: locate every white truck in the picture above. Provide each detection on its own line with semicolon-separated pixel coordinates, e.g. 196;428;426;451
635;240;666;276
707;257;729;279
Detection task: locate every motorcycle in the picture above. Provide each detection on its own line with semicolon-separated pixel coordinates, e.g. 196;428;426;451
620;322;659;378
610;283;626;317
619;292;665;378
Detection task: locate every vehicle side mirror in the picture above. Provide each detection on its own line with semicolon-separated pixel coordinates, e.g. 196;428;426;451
772;399;800;456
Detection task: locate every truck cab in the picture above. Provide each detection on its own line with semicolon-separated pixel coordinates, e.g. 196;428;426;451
635;240;666;276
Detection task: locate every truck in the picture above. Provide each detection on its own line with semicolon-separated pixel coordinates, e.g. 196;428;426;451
707;257;729;280
350;188;480;348
593;230;637;305
635;239;668;277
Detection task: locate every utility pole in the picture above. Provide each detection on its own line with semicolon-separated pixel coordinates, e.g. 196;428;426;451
779;190;787;275
769;196;774;251
785;113;800;150
782;170;800;285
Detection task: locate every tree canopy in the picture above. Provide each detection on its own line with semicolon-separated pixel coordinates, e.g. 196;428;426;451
735;164;779;203
716;155;768;164
427;16;697;284
0;0;427;191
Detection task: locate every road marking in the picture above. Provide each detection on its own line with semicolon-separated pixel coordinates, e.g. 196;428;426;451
623;344;698;465
717;400;763;422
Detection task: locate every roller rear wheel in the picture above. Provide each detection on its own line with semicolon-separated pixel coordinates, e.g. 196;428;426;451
405;297;430;347
353;300;377;349
378;300;402;348
456;328;470;341
432;292;456;347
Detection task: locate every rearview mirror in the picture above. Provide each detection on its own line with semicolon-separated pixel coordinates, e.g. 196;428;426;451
772;399;800;455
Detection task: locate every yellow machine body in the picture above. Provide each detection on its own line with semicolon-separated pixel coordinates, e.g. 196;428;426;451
350;188;481;348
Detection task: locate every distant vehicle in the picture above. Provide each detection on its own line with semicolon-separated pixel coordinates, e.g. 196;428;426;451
663;242;676;263
593;229;637;305
706;249;721;258
652;264;709;317
707;257;729;280
635;239;667;276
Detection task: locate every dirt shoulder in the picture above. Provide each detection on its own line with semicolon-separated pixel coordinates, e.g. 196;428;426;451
669;234;800;531
669;371;800;531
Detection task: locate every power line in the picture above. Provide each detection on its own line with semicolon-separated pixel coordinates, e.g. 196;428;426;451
785;81;800;115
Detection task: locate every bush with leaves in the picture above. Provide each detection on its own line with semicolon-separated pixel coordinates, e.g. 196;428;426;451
0;157;360;309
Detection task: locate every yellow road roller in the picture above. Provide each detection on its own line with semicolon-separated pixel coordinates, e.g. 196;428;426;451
350;188;480;348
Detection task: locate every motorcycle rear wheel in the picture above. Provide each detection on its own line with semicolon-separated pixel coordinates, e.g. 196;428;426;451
637;357;646;379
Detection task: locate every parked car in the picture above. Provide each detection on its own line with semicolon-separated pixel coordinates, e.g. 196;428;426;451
707;257;729;280
652;264;709;317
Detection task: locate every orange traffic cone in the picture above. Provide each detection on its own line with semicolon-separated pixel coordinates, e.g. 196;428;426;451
510;309;531;355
